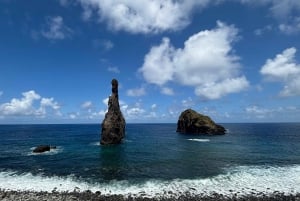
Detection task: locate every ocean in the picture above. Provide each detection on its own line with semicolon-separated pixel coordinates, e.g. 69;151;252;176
0;123;300;197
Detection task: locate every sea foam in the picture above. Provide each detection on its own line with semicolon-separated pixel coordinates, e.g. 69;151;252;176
0;165;299;198
187;139;210;142
89;142;100;146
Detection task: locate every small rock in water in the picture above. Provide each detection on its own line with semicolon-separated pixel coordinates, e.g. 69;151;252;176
33;145;51;153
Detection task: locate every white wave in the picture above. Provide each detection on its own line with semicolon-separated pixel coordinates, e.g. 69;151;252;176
26;146;63;156
187;139;210;142
89;142;100;146
0;165;300;198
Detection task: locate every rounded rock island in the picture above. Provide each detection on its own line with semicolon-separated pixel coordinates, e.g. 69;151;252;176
176;109;226;135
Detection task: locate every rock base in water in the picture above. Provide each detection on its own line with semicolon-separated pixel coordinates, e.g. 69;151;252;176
177;109;225;135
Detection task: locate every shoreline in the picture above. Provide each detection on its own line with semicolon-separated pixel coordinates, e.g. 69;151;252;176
1;190;300;201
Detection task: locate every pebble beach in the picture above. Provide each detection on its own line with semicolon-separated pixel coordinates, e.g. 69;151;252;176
1;190;300;201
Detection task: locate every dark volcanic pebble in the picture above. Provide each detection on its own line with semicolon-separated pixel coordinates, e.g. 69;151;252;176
0;189;299;201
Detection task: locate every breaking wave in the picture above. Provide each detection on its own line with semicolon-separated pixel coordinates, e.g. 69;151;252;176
0;165;299;197
187;139;210;142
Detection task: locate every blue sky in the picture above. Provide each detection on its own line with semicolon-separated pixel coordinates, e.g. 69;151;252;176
0;0;300;124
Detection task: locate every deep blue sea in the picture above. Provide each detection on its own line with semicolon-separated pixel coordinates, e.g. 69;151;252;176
0;123;300;197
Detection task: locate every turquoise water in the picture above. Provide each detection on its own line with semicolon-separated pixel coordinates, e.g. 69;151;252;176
0;123;300;196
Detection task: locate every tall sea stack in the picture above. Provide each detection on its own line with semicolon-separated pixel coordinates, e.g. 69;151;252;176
101;79;126;145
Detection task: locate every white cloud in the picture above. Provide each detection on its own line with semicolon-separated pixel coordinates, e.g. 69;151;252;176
126;107;145;116
69;113;78;119
78;0;211;34
102;98;109;106
37;97;61;116
280;78;300;97
245;105;300;120
245;105;270;119
145;111;157;119
88;110;106;119
279;17;300;35
240;0;300;19
267;0;300;20
42;16;72;40
0;90;40;116
0;91;3;97
40;98;60;110
240;0;300;35
139;38;175;85
81;101;93;109
126;87;146;97
182;97;194;108
118;101;146;120
0;90;61;117
74;0;300;35
151;104;157;110
260;47;300;96
93;39;114;51
139;21;249;99
107;66;120;74
160;87;174;96
194;77;249;99
254;25;273;36
59;0;70;6
102;40;114;50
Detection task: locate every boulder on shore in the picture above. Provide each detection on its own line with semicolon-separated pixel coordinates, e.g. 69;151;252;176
100;79;126;145
176;109;226;135
33;145;56;153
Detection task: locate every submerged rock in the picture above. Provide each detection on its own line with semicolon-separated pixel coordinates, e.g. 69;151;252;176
100;79;126;145
176;109;225;135
33;145;56;153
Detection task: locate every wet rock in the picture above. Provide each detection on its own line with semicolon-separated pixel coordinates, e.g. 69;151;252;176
176;109;226;135
33;145;51;153
32;145;56;153
101;79;126;145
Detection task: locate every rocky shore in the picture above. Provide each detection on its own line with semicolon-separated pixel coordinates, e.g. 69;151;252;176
1;189;299;201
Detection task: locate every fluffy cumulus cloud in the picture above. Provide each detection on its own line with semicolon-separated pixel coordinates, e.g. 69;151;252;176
41;16;72;40
139;21;249;99
0;90;61;117
0;91;40;116
72;0;300;35
78;0;211;34
260;47;300;96
37;97;61;116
